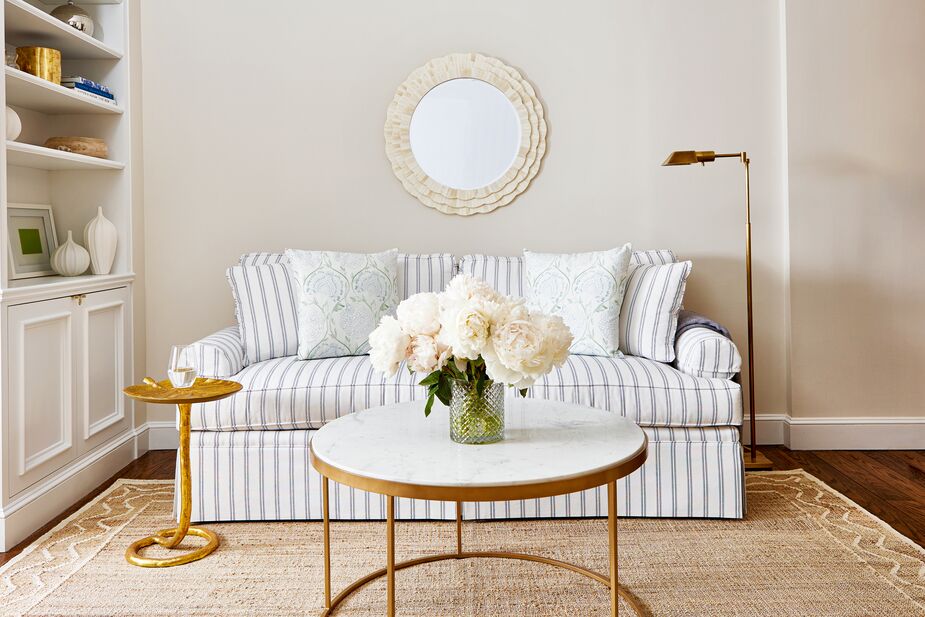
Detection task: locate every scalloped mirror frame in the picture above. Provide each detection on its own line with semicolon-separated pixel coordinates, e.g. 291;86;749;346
384;53;547;216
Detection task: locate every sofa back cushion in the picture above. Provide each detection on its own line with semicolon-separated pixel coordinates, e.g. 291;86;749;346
239;252;455;300
233;253;455;364
457;250;676;299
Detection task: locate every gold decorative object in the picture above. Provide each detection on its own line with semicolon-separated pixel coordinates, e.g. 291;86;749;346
384;52;547;216
122;377;242;567
662;150;772;470
311;439;648;616
43;136;108;159
15;47;62;85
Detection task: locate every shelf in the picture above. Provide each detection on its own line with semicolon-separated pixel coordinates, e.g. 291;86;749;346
1;272;134;304
6;141;124;170
5;67;123;114
3;0;122;60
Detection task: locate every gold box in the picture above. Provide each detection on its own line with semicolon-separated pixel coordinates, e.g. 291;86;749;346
15;47;62;85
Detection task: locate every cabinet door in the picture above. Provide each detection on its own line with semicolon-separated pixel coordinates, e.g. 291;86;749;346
8;297;78;495
77;287;132;455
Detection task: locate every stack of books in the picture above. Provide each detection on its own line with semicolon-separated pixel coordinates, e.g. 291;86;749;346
61;76;117;106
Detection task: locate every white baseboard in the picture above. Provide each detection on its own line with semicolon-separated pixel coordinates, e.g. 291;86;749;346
142;420;179;450
743;414;925;450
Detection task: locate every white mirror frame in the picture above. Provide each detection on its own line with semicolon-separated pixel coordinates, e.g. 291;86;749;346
385;53;547;216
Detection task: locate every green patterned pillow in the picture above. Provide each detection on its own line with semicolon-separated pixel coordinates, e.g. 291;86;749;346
285;248;399;360
524;244;632;357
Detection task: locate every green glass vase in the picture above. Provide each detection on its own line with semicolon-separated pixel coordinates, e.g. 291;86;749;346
449;380;505;444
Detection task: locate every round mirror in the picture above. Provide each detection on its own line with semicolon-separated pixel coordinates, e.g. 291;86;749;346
385;53;547;216
409;78;522;191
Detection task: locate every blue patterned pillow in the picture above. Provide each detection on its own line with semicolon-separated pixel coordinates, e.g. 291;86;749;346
285;249;399;359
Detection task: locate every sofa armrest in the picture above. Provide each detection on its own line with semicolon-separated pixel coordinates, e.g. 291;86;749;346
673;326;741;380
194;326;246;378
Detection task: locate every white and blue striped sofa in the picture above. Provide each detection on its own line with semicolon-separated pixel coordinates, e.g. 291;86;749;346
186;251;745;522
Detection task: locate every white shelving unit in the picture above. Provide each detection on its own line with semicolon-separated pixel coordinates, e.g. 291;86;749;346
0;0;136;551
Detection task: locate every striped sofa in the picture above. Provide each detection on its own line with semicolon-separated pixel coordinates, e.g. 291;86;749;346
186;251;745;522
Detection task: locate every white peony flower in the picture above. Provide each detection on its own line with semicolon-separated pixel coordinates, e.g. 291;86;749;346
407;334;451;374
368;315;410;377
396;292;441;336
440;274;500;309
482;305;573;388
439;295;502;359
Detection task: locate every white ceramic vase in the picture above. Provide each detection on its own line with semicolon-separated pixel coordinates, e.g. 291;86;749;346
5;106;22;141
83;206;117;274
51;230;90;277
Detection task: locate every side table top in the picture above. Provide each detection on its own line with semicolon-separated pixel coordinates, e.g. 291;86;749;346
310;398;648;502
123;377;242;405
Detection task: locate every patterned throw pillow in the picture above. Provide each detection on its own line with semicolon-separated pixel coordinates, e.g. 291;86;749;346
524;244;633;357
285;249;399;360
227;264;299;364
619;260;692;363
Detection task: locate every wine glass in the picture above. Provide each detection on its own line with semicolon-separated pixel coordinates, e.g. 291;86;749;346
167;344;199;388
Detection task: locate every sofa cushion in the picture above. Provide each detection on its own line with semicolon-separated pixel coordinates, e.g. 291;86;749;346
227;264;300;364
619;260;692;363
458;250;675;298
191;353;741;432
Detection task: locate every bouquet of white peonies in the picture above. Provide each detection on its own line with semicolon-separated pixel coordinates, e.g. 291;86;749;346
369;274;573;416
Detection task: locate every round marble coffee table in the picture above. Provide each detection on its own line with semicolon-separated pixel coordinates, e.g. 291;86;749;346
310;398;648;616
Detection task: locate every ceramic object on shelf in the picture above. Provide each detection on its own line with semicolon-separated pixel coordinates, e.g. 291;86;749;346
51;230;90;277
15;47;62;85
50;1;95;37
5;106;22;141
83;207;117;275
43;136;108;158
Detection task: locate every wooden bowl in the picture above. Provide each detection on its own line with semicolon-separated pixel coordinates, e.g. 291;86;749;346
43;136;108;159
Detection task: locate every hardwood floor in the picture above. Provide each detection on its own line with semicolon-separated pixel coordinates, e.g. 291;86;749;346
1;447;923;567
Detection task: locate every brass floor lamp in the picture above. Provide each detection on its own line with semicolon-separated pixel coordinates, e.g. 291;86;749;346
663;150;773;470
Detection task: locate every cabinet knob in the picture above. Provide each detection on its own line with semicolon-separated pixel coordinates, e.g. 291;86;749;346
71;294;87;306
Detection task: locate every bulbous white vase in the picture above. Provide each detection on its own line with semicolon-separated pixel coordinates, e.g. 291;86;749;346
83;206;117;274
5;106;22;141
51;230;90;277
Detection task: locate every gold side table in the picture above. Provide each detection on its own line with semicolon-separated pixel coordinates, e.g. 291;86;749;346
123;377;242;567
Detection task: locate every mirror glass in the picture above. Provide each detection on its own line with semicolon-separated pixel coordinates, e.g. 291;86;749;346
409;78;522;191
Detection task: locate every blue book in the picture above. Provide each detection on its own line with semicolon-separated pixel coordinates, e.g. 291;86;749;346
62;76;112;95
65;82;116;101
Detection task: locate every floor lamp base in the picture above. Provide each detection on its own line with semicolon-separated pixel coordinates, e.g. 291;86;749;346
743;445;774;471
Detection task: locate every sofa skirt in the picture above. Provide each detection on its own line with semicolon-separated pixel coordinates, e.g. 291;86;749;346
183;426;745;521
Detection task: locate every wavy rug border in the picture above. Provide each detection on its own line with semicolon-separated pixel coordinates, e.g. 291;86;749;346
1;470;923;614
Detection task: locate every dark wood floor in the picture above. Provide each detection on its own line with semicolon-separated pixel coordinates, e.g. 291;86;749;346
1;447;923;567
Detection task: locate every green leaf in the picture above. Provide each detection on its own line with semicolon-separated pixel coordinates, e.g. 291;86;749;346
519;388;529;398
424;393;435;417
418;370;442;387
435;374;452;406
476;375;487;397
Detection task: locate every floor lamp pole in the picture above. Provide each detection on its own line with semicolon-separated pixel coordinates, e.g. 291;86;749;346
742;153;757;464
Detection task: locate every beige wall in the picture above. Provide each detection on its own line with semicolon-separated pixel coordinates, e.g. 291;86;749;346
140;1;791;423
785;1;925;419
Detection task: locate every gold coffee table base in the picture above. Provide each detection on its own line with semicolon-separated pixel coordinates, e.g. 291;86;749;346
320;550;645;617
321;480;645;617
125;526;220;568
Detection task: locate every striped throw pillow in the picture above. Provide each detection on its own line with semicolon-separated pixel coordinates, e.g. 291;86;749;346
618;260;692;363
227;264;299;365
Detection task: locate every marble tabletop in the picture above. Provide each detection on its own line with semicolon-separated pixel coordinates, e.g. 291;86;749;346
310;397;647;492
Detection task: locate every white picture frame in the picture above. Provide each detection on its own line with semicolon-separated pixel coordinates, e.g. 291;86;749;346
7;203;59;280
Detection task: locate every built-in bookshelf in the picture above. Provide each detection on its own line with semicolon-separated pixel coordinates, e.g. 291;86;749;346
0;0;136;551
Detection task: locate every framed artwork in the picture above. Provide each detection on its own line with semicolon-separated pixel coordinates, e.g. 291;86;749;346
7;203;58;279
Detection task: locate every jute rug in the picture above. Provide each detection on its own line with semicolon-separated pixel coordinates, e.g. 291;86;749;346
1;471;923;616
